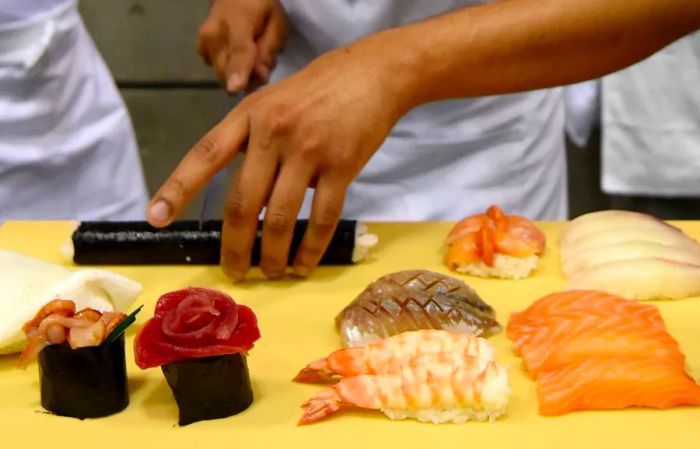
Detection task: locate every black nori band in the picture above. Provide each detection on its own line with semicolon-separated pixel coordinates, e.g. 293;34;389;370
161;353;253;426
72;219;358;265
38;334;129;419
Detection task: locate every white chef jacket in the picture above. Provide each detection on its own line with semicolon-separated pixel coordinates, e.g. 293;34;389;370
0;0;148;220
601;31;700;197
275;0;568;220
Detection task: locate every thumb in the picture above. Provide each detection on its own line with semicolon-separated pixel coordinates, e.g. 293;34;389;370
225;26;258;93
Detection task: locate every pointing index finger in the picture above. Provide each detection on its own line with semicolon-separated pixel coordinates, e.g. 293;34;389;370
147;110;249;227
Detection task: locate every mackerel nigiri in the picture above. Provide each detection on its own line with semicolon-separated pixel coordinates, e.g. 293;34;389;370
335;270;501;347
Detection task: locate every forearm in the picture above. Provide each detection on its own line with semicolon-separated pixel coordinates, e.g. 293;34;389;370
352;0;700;113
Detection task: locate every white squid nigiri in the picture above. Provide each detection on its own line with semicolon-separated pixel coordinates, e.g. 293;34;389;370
566;257;700;300
561;240;700;278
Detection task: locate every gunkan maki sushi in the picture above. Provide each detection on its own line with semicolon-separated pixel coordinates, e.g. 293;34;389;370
18;299;141;419
134;287;261;426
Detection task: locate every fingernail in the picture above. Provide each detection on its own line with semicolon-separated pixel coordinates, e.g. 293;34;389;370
293;265;311;278
227;74;242;92
149;201;171;225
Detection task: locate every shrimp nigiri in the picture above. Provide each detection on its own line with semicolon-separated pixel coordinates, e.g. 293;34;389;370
444;205;545;280
298;352;510;425
294;330;494;383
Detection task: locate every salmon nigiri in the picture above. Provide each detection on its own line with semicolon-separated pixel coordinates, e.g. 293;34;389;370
444;205;545;280
507;290;664;340
537;356;700;416
508;290;700;415
519;322;685;378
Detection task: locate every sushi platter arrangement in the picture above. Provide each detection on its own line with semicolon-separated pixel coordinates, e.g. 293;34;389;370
2;206;700;449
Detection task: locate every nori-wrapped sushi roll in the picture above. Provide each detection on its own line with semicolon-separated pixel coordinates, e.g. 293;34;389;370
134;287;261;426
70;219;377;266
161;354;253;426
39;334;129;419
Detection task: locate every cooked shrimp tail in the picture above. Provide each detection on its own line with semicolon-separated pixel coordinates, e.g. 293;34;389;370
293;358;336;383
298;388;343;425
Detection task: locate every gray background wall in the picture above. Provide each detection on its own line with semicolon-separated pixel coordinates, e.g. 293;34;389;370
79;0;609;220
80;0;236;219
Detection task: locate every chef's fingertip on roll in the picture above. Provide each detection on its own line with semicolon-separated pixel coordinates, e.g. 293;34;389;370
70;219;377;266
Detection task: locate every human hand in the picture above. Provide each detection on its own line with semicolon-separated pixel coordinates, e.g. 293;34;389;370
147;39;408;280
197;0;288;93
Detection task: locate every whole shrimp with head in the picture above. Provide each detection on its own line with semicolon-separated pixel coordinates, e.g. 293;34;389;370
444;205;545;280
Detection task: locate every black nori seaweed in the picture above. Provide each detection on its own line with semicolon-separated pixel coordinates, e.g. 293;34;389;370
161;353;253;426
72;219;358;265
38;334;129;419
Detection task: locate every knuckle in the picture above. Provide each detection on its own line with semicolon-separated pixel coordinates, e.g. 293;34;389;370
330;151;359;173
265;211;292;236
221;248;242;267
164;178;188;202
224;195;253;223
310;219;337;238
228;38;254;55
264;106;293;137
198;20;219;40
297;134;321;158
193;136;224;166
315;203;342;228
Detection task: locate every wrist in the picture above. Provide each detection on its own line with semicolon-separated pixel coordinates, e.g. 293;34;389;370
342;29;428;121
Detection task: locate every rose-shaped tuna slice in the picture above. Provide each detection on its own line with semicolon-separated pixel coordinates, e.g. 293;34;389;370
134;288;260;369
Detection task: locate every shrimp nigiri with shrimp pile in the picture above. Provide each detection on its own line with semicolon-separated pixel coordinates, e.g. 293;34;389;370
294;330;510;425
444;205;546;280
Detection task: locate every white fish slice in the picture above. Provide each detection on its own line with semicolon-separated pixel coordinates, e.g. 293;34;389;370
0;248;142;354
561;240;700;278
560;225;700;263
565;257;700;301
559;210;682;247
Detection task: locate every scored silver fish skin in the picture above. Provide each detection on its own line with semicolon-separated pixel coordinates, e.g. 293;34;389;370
335;269;502;347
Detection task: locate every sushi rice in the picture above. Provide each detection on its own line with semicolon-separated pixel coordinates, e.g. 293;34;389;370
383;363;511;424
455;254;539;280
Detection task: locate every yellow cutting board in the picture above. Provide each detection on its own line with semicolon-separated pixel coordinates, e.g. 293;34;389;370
1;221;700;449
